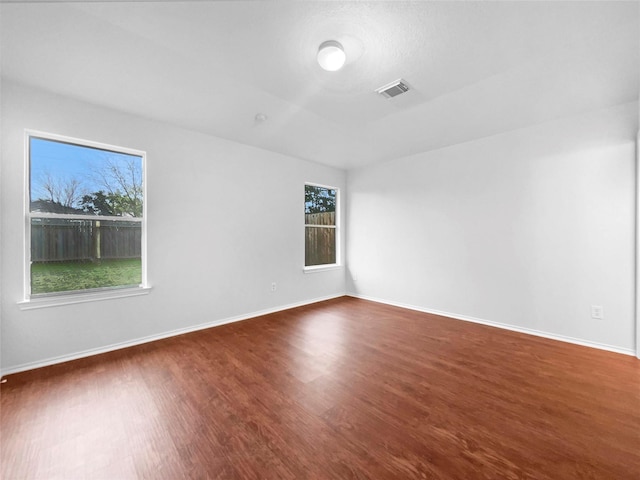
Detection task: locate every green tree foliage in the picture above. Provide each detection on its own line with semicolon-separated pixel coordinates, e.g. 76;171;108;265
80;190;142;217
80;191;114;216
305;185;336;214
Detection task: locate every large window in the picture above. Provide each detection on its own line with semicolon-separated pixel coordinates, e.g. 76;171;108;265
305;183;338;268
26;132;146;298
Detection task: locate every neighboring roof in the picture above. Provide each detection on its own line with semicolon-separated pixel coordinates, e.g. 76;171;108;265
30;200;83;215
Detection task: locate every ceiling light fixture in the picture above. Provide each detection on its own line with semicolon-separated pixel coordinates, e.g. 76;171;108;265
317;40;346;71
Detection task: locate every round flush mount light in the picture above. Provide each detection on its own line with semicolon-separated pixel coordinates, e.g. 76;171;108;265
317;40;346;71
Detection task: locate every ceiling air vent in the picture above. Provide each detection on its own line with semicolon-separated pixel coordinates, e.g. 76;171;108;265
376;79;410;99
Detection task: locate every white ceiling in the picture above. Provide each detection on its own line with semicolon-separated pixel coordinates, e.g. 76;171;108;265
1;1;638;170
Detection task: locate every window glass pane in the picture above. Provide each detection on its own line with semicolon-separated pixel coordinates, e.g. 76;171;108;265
304;184;337;267
30;218;142;294
305;226;336;267
305;185;336;213
30;137;143;217
28;134;144;296
305;211;336;226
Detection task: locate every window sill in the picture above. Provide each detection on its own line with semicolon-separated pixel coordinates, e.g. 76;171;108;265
18;286;152;310
303;264;342;274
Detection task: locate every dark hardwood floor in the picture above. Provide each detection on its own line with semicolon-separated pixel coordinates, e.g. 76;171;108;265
1;296;639;479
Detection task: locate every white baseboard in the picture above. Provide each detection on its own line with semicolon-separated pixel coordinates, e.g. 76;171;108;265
1;293;345;376
348;293;636;357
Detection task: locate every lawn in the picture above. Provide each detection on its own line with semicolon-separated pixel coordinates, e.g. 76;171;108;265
31;258;142;295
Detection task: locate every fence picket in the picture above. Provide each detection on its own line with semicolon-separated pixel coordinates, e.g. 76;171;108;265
305;211;336;266
31;220;141;262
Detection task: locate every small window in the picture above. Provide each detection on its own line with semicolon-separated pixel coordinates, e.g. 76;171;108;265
304;183;338;268
26;132;146;297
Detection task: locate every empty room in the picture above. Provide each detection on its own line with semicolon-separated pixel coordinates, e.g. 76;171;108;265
1;1;639;478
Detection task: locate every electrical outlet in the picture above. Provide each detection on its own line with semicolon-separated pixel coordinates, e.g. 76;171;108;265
591;305;604;320
271;282;277;292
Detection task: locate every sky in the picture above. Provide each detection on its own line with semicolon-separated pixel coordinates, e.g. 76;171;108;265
30;137;143;205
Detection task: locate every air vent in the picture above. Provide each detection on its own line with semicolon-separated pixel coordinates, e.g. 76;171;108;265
376;79;410;99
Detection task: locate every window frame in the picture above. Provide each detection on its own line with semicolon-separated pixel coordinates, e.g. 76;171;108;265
21;130;149;307
303;182;340;272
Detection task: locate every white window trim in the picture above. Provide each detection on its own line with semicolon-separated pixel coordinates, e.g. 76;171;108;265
303;264;342;273
18;286;152;310
22;130;149;306
303;182;341;272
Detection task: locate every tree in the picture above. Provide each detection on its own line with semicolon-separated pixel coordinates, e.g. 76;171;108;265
305;185;336;214
80;189;143;217
35;171;83;208
32;153;142;217
91;156;143;217
79;191;115;216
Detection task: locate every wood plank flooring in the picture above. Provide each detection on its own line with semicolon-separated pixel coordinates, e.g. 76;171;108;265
1;296;639;479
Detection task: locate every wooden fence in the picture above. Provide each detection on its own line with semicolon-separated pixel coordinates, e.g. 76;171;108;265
305;212;336;266
31;219;141;262
32;213;330;264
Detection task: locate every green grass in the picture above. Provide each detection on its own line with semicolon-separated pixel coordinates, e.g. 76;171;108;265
31;258;142;295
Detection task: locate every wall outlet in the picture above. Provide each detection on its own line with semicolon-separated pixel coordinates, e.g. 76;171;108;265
271;282;277;292
591;305;604;320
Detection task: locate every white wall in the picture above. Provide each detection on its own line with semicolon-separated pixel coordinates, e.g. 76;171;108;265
0;81;346;373
347;102;638;354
